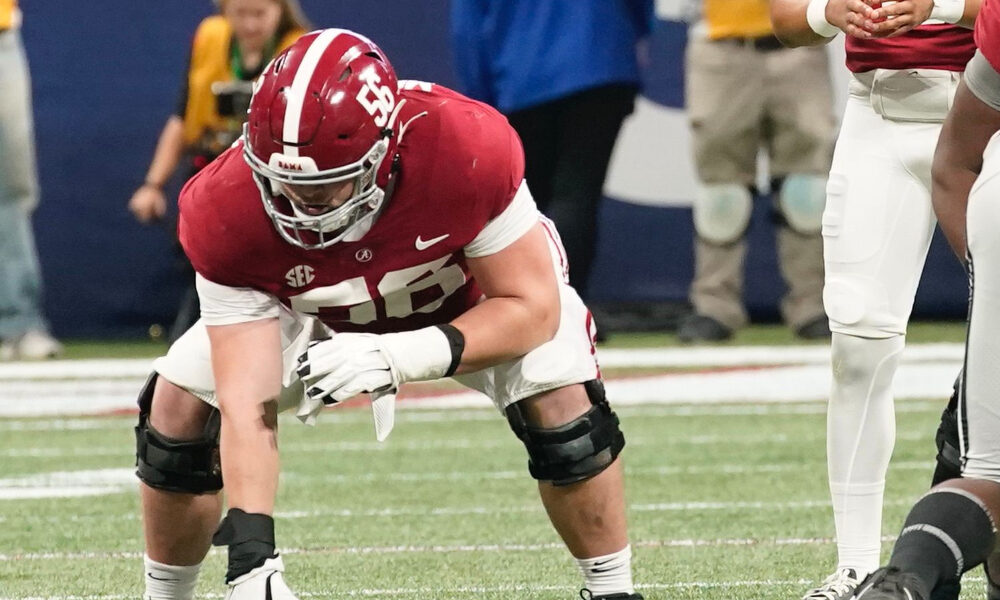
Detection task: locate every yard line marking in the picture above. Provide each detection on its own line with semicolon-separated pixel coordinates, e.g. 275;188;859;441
0;459;938;490
0;342;949;377
0;342;963;380
0;398;948;431
0;346;963;417
1;579;989;600
0;535;903;562
275;498;915;519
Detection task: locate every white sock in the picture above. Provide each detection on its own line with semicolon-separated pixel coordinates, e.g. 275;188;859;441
827;333;904;577
143;554;201;600
576;545;634;597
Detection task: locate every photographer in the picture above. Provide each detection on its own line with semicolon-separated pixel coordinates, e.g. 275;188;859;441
127;0;309;342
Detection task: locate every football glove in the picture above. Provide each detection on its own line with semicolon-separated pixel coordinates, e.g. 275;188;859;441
224;555;299;600
296;325;462;405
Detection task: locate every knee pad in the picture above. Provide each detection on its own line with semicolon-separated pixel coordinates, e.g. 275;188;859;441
505;380;625;486
934;371;965;484
776;174;827;234
823;273;903;335
693;183;753;244
829;333;905;399
135;372;223;494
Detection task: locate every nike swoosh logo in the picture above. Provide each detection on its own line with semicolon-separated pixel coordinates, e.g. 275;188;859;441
415;233;449;250
146;573;180;582
265;573;274;600
589;558;615;573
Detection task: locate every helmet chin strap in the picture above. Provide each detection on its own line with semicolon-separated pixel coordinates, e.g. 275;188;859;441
378;154;402;215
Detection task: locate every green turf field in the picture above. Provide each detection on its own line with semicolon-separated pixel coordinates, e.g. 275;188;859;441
0;323;982;599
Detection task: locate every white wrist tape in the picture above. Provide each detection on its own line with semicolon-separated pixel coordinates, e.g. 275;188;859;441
379;326;454;384
930;0;964;23
807;0;840;37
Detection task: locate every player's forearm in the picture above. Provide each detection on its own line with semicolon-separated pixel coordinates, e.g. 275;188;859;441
959;0;982;27
450;295;560;374
207;319;284;515
771;0;838;47
932;75;1000;260
218;405;280;515
932;163;976;261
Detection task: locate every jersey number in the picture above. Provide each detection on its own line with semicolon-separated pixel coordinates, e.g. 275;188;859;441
287;256;466;325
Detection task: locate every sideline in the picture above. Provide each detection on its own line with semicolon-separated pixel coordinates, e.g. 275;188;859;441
0;343;963;417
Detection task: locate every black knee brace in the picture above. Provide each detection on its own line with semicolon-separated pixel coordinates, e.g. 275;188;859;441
134;372;223;494
933;372;964;486
505;380;626;486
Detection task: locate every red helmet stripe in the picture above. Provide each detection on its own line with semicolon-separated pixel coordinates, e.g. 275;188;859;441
282;29;345;156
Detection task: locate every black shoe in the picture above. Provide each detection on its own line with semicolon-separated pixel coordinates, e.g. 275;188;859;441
855;567;929;600
579;590;643;600
677;313;732;343
795;315;831;340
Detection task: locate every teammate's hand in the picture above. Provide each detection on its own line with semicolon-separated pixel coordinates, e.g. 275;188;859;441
828;0;879;38
859;0;934;37
225;555;300;600
128;184;167;223
296;333;397;405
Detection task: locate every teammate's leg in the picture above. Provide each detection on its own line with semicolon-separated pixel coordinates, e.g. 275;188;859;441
804;72;943;599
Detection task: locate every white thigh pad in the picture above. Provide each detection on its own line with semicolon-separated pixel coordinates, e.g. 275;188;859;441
778;174;827;234
454;283;599;410
823;274;899;336
693;183;753;244
152;307;326;418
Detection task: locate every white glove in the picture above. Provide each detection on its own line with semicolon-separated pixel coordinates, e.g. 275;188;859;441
296;326;456;405
224;555;299;600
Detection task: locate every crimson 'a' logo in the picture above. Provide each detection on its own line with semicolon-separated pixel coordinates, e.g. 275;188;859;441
277;160;304;171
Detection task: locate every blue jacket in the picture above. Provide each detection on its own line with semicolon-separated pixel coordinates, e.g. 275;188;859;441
451;0;653;114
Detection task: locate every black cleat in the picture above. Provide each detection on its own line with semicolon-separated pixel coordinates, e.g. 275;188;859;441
677;313;732;342
855;567;928;600
579;590;643;600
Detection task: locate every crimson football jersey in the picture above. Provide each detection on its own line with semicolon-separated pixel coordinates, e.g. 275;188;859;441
179;82;529;334
977;0;1000;71
846;24;974;73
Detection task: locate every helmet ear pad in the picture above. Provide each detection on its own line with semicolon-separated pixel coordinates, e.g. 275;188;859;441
242;29;400;249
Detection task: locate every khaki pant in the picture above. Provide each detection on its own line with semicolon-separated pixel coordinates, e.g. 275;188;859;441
685;34;835;330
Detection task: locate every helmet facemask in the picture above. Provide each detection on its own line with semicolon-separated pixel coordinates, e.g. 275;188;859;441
244;129;390;249
241;29;402;249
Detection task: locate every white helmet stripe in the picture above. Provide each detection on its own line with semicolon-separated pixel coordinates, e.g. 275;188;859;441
281;28;346;156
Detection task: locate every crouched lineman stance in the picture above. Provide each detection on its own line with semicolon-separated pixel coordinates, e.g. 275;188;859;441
133;28;641;600
856;1;1000;597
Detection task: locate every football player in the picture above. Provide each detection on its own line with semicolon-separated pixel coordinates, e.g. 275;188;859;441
134;29;642;600
770;0;979;598
856;0;1000;597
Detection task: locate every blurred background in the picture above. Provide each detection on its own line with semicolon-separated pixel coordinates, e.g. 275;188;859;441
21;0;967;340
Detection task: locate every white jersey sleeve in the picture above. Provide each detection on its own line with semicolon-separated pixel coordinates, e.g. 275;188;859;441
195;273;281;326
463;179;540;258
966;50;1000;112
